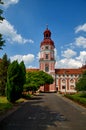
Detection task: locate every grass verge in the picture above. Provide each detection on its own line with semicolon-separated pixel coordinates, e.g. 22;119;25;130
65;93;86;107
0;96;13;114
0;96;27;114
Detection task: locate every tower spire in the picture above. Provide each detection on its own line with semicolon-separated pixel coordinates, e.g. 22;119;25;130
46;24;48;29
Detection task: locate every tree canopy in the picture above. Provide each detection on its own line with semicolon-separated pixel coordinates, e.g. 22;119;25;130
24;71;54;92
76;70;86;91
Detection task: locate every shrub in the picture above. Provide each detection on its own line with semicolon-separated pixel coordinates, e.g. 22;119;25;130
65;94;86;106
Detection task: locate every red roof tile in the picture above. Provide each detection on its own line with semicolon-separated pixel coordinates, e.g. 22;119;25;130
55;68;83;75
26;68;39;72
40;39;55;47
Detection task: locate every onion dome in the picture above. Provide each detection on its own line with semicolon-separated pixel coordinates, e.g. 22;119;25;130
44;28;51;39
40;27;55;47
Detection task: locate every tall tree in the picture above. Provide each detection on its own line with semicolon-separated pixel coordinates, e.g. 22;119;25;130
76;71;86;91
19;61;26;87
0;53;10;95
0;0;5;49
6;61;26;103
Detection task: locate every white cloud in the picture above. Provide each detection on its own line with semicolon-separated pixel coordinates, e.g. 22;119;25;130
36;52;40;59
55;23;86;68
62;48;77;58
27;66;37;69
10;54;35;66
54;48;58;60
55;58;82;68
55;50;86;68
76;51;86;63
3;0;19;8
75;23;86;33
0;19;34;44
75;36;86;48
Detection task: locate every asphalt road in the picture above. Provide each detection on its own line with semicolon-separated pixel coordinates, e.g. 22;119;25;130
0;93;86;130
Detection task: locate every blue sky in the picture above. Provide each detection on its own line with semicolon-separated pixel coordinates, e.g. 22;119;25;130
0;0;86;68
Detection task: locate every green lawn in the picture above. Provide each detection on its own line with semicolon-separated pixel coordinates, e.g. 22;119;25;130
0;96;13;114
0;96;26;114
65;93;86;107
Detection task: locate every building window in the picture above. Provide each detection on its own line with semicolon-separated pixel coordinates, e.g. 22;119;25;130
45;64;49;72
62;86;66;89
62;79;66;83
70;79;74;83
45;46;49;49
45;54;48;59
70;85;74;90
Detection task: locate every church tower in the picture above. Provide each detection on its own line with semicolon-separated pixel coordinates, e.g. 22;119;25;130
39;27;56;92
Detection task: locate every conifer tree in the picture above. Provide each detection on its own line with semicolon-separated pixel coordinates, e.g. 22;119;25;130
6;61;26;102
20;61;26;87
0;53;10;95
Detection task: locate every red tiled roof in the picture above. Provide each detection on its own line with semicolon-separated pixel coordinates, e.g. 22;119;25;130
26;67;86;75
55;68;83;75
40;39;55;47
26;68;39;72
81;64;86;69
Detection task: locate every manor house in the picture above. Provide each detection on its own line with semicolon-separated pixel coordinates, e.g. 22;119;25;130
27;27;86;93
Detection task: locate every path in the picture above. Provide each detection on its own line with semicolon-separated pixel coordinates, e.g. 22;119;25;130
0;93;86;130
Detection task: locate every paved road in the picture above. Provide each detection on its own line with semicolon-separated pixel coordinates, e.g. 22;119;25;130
0;93;86;130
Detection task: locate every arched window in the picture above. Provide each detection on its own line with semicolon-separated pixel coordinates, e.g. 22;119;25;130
45;64;49;72
62;79;66;83
70;85;74;90
70;79;74;83
45;54;48;59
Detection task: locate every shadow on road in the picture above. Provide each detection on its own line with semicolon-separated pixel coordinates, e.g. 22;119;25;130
0;94;68;130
